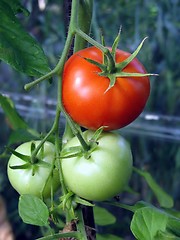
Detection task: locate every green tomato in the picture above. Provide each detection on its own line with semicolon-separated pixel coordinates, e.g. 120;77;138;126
61;130;133;201
7;141;59;198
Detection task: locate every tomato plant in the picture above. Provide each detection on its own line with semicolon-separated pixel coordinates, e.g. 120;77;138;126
62;46;150;131
7;141;59;198
1;1;177;240
61;130;133;201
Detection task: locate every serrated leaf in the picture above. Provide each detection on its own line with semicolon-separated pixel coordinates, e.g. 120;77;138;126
18;194;49;226
0;1;49;76
94;206;116;226
133;167;174;208
0;94;28;130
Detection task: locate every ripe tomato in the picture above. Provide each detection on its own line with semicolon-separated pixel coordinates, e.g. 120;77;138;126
7;141;59;198
61;130;133;201
62;46;150;130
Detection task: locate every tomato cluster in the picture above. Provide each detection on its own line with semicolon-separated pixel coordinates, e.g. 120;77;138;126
8;46;150;201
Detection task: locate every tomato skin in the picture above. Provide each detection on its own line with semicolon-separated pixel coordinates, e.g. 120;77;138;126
61;130;133;201
7;141;59;198
62;46;150;130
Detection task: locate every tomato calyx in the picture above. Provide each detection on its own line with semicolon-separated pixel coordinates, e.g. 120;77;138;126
61;127;104;160
7;143;51;175
84;33;157;91
59;191;94;211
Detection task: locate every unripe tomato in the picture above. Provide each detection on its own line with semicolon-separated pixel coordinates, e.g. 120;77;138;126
7;141;59;198
61;130;133;201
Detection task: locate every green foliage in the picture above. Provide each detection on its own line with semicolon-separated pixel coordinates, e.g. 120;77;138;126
94;206;116;226
130;206;180;240
0;0;179;239
134;167;174;208
18;194;49;226
0;1;49;76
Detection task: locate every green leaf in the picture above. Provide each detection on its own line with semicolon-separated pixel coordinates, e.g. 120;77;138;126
0;94;28;130
167;217;180;237
8;128;40;145
37;231;80;240
97;233;123;240
0;1;49;76
131;206;180;240
133;167;174;208
18;194;49;226
131;206;168;240
5;0;29;16
155;230;180;240
94;206;116;226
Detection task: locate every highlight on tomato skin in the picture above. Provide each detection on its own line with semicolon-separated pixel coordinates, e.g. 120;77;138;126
62;46;150;131
61;130;133;201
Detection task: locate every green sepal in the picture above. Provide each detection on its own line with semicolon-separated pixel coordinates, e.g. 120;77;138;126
60;146;83;159
7;147;30;162
111;27;122;59
116;37;148;71
114;71;157;78
36;159;51;168
83;57;107;72
74;196;95;207
30;142;36;155
59;191;74;210
83;33;157;92
89;126;106;143
9;162;31;170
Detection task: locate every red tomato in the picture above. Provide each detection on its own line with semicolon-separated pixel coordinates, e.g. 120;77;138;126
62;46;150;130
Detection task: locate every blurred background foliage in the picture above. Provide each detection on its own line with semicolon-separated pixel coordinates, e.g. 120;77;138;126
0;0;180;239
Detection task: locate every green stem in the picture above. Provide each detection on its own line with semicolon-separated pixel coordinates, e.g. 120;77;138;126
75;28;116;70
74;0;93;51
30;108;60;163
76;207;89;240
24;69;56;91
